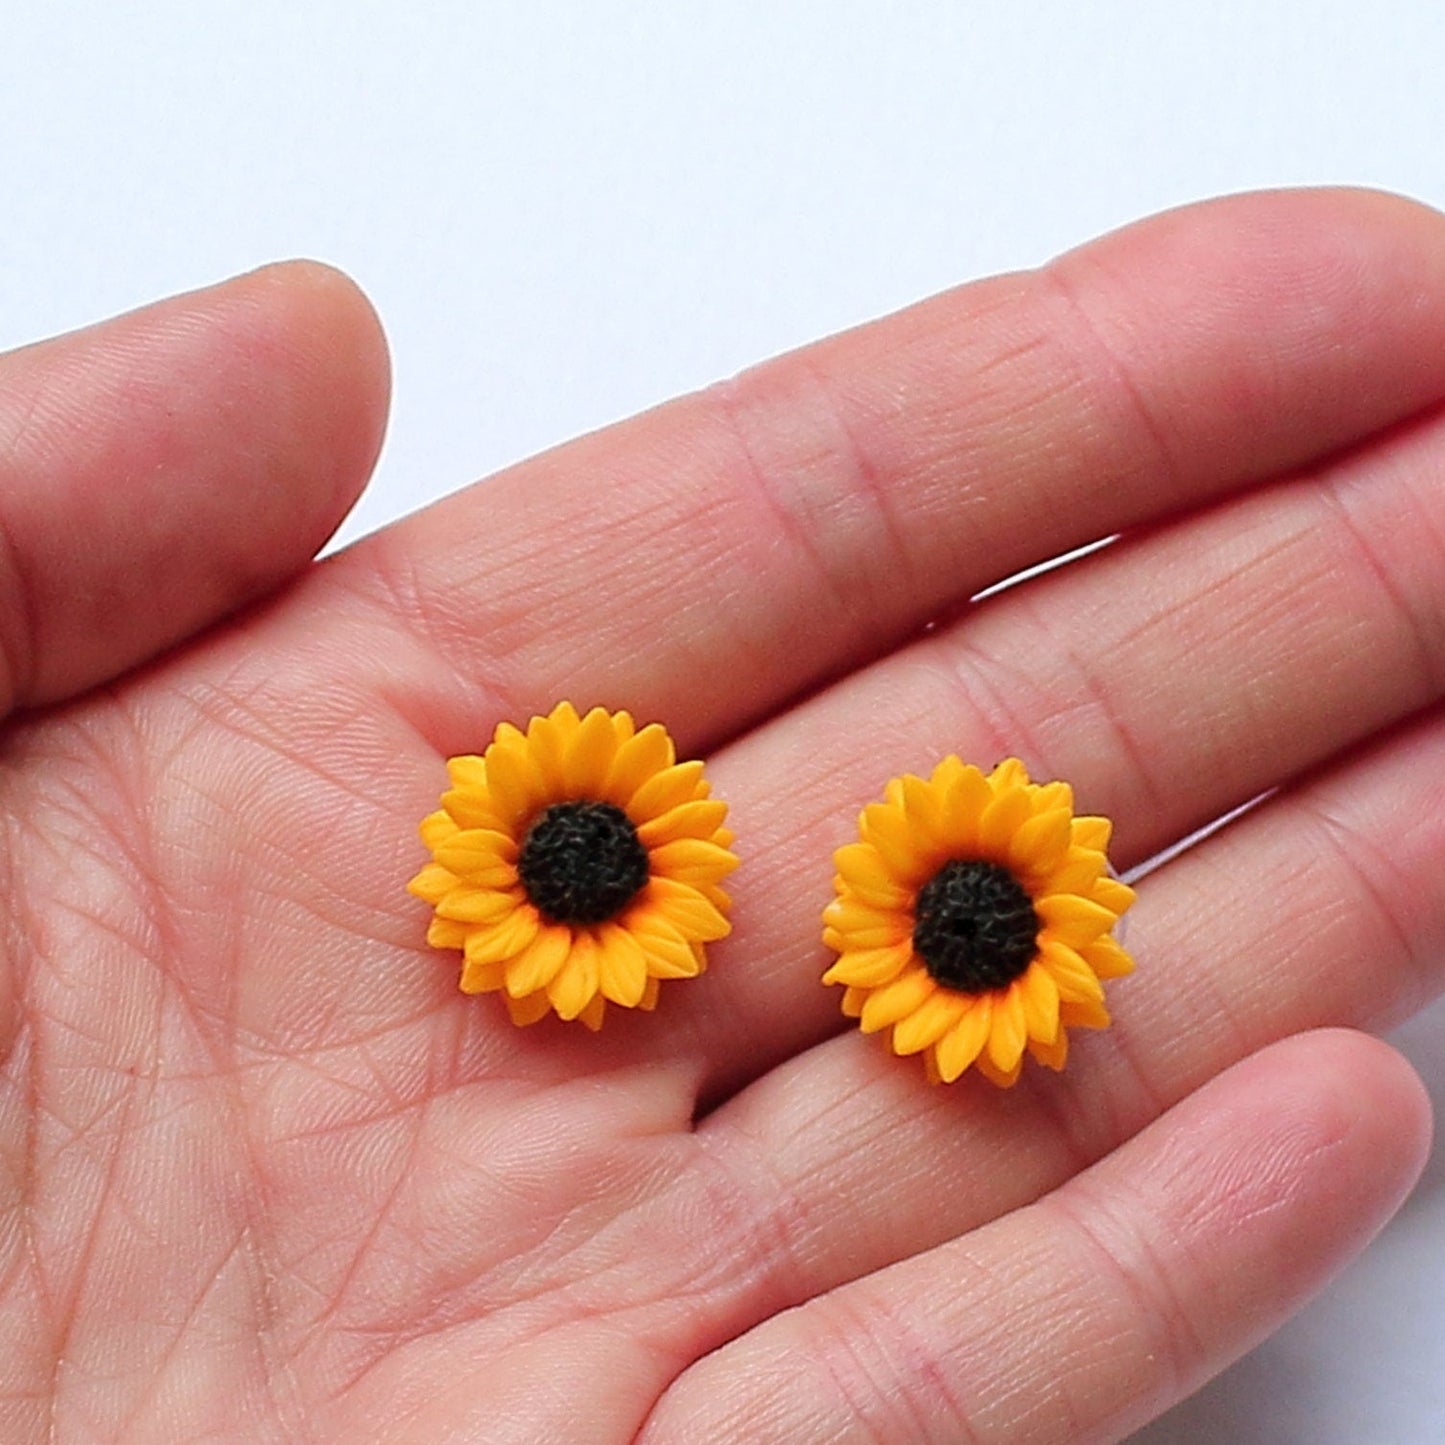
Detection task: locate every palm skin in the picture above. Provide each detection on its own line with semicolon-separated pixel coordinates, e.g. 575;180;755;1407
4;189;1445;1443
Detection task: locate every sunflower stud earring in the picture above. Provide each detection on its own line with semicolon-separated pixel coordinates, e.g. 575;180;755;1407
409;702;738;1030
822;757;1134;1087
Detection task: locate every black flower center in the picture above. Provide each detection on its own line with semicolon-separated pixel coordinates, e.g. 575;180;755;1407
912;859;1039;993
517;801;650;925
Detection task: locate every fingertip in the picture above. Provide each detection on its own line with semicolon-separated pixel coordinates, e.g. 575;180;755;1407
223;259;392;535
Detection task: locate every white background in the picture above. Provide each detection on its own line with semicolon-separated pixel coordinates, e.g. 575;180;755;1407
4;4;1445;1439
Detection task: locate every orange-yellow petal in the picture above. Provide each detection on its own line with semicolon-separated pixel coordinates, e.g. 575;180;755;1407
640;877;731;941
557;706;622;795
986;982;1029;1074
648;838;740;885
460;957;506;994
1035;893;1120;947
1081;936;1135;979
859;967;935;1034
1019;961;1062;1044
503;925;573;997
420;809;457;849
596;924;649;1007
934;999;992;1082
1039;938;1107;1004
1060;997;1112;1030
426;916;468;950
977;786;1033;859
1028;1028;1070;1071
821;942;912;989
505;990;553;1026
463;907;542;965
1007;808;1072;878
603;721;674;802
891;989;969;1055
436;884;526;924
407;862;457;904
637;800;730;848
626;760;708;820
547;934;600;1020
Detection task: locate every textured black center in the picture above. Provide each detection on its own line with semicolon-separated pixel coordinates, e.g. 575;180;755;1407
912;859;1039;992
517;801;650;925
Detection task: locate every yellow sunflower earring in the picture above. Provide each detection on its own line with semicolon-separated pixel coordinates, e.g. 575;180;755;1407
822;757;1134;1087
409;702;738;1030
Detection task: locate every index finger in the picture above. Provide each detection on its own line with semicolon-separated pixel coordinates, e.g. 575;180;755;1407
331;187;1445;748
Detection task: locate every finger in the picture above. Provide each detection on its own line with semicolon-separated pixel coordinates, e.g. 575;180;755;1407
641;1030;1430;1444
332;187;1445;748
0;261;388;712
674;702;1445;1343
664;390;1445;1089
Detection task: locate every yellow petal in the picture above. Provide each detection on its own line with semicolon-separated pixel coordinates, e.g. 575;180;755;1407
547;934;600;1020
577;994;608;1031
1090;876;1137;917
638;977;662;1011
1019;962;1061;1044
934;999;992;1082
407;863;457;904
602;720;674;801
986;982;1029;1073
1031;780;1074;815
833;843;911;907
988;757;1030;790
1028;1028;1069;1071
505;990;553;1026
1060;997;1111;1030
935;764;992;854
637;876;731;941
503;925;573;997
977;786;1033;859
419;809;457;848
1039;938;1106;1004
891;989;968;1055
460;958;506;994
524;710;570;791
1049;847;1107;895
1035;893;1119;947
648;838;740;885
900;774;948;849
446;755;488;789
596;924;648;1007
441;785;505;832
463;907;541;965
626;760;708;821
822;898;909;940
1007;808;1072;879
434;828;520;878
858;967;934;1033
1071;816;1112;851
637;800;730;847
558;706;623;795
860;802;932;886
630;919;704;978
481;739;545;829
437;884;526;924
426;916;468;950
1081;937;1135;979
545;700;582;736
821;943;912;989
975;1052;1023;1088
840;985;869;1018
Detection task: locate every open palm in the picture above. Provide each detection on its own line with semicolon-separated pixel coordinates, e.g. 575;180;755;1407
5;189;1445;1444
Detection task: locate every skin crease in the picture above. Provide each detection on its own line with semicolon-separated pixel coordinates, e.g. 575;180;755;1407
0;191;1443;1443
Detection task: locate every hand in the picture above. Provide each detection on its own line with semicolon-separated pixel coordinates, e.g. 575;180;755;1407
3;189;1443;1444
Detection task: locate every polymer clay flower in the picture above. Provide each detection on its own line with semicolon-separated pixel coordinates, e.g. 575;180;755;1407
409;703;737;1030
823;757;1134;1086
